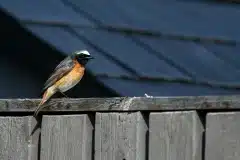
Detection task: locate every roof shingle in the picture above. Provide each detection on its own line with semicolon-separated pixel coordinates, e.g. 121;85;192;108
1;0;240;96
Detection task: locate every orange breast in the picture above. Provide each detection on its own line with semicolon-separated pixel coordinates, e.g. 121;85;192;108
54;59;85;92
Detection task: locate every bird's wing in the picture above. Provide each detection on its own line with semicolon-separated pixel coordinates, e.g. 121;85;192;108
43;56;74;90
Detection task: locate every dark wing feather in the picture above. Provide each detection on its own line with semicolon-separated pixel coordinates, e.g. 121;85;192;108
43;56;74;90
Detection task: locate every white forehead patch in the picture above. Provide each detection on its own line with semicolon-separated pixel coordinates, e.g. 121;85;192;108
75;50;90;56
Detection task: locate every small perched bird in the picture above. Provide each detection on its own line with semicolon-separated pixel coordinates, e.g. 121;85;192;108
34;50;94;117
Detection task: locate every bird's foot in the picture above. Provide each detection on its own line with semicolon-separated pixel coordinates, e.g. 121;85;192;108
58;90;69;98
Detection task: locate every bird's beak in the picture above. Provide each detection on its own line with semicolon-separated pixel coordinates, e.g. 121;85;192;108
88;56;94;59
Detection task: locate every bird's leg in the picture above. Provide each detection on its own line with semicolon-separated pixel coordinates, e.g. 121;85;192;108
60;92;69;98
57;89;69;98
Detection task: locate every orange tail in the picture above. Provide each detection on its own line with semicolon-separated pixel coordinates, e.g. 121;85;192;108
34;86;56;117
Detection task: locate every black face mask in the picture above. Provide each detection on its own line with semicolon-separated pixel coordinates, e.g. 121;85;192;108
76;58;89;66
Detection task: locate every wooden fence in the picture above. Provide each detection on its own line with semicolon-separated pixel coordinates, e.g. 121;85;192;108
0;95;240;160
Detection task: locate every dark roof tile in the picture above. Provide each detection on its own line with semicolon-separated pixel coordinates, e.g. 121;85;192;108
0;0;92;25
137;36;240;84
74;28;189;79
203;44;240;69
99;78;240;96
68;0;240;40
1;0;240;96
26;24;132;77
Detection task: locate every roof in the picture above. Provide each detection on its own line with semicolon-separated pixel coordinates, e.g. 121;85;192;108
1;0;240;96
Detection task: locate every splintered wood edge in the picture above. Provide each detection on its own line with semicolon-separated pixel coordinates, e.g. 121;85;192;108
0;95;239;112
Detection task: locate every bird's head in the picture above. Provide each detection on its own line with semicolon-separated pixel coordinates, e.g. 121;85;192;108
72;50;94;65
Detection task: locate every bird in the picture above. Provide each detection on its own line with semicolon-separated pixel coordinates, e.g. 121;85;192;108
33;50;94;117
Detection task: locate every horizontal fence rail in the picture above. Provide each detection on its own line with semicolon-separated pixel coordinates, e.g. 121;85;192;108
0;96;240;160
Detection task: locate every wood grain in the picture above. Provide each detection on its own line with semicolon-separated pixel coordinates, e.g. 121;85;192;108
1;95;239;112
40;114;93;160
95;111;147;160
149;111;204;160
0;116;39;160
205;112;240;160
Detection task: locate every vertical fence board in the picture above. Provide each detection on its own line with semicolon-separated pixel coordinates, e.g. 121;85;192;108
149;111;203;160
205;112;240;160
95;111;147;160
0;116;39;160
40;115;93;160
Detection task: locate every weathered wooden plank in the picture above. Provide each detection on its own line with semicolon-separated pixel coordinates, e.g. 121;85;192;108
1;95;240;112
205;112;240;160
149;111;203;160
95;111;147;160
40;114;93;160
0;116;40;160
